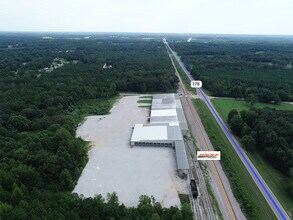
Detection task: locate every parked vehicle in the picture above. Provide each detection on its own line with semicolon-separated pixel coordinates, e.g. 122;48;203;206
190;179;198;198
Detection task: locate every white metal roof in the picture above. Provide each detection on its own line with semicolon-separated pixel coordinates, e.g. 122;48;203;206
131;124;168;142
169;122;180;126
150;109;177;117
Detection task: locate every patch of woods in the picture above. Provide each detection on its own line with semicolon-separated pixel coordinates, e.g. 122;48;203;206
0;193;192;220
0;34;190;219
227;108;293;197
170;37;293;103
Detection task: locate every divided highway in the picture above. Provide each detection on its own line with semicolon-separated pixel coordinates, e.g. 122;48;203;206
165;39;290;220
165;39;244;220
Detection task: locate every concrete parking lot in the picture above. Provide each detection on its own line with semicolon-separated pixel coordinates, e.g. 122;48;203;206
73;95;188;207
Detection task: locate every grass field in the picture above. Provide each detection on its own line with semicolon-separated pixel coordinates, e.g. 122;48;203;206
138;105;151;108
139;95;153;99
193;99;276;220
137;99;152;103
248;152;293;217
211;98;293;122
211;98;293;217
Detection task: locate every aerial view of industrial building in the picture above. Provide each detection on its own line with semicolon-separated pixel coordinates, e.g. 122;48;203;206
130;94;189;177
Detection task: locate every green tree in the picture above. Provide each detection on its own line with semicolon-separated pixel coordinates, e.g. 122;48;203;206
230;115;244;135
287;168;293;197
59;169;74;189
227;109;239;124
240;123;251;138
245;93;257;106
241;135;256;151
172;210;184;220
0;203;13;219
11;186;24;205
7;115;30;131
151;213;161;220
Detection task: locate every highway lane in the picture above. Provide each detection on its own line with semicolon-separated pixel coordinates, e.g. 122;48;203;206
198;89;290;220
165;39;245;219
176;62;244;220
166;39;290;220
171;50;216;219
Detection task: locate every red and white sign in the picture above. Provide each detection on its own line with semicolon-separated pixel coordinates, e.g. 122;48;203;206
197;151;221;161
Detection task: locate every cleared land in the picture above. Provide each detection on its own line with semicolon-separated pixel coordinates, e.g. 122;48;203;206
211;98;293;122
71;96;120;125
211;98;293;217
193;99;276;219
73;95;188;207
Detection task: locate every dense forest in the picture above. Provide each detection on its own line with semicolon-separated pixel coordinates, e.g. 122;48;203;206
227;108;293;197
169;36;293;103
0;33;192;219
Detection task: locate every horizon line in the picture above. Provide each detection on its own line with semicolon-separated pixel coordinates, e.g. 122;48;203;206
0;30;293;37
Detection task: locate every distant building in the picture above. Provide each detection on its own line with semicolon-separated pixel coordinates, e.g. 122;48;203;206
130;94;189;177
103;63;112;69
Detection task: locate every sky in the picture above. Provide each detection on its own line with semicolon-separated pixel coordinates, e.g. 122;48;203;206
0;0;293;35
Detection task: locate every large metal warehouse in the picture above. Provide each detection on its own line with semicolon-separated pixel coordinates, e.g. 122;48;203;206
130;94;189;177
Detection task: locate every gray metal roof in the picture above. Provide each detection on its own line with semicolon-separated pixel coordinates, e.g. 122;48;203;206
167;124;183;141
176;107;188;132
150;94;188;132
175;140;189;170
152;94;176;109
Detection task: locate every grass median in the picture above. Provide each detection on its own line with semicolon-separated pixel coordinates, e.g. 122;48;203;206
193;99;276;220
168;52;196;95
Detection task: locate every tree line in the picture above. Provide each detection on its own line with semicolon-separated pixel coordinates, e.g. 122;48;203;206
0;34;187;219
170;37;293;103
227;108;293;197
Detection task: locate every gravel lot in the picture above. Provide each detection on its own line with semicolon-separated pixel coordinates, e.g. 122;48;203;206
73;95;188;207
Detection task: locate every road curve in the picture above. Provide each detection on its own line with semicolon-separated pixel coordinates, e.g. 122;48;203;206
166;39;290;220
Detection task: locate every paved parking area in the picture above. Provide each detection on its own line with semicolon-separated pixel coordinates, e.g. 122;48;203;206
73;95;188;207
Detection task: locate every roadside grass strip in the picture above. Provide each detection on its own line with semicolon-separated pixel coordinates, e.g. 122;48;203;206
193;99;275;219
212;98;293;217
199;88;288;220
